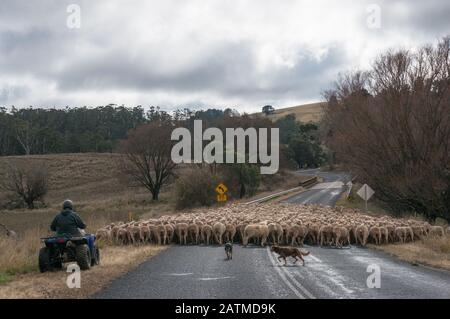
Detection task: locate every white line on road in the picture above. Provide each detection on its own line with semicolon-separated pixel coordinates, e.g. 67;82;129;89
266;247;305;299
279;263;316;299
198;276;235;281
311;182;344;189
266;247;316;299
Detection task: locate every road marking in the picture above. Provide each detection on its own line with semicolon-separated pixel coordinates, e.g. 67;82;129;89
311;182;344;189
297;168;319;173
266;247;316;299
198;276;235;281
279;263;316;299
308;254;322;263
266;247;305;299
166;273;194;276
310;257;355;295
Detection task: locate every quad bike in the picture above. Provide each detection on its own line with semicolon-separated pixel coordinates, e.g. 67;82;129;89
39;234;100;273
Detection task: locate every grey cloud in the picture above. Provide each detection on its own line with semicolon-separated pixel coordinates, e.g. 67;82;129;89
381;0;450;34
0;1;449;109
0;85;28;104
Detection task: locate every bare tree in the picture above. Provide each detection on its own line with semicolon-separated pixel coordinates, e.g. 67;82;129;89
0;162;49;209
323;36;450;222
119;122;176;201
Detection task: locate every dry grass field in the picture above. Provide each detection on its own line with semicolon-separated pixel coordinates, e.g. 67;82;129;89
254;102;326;123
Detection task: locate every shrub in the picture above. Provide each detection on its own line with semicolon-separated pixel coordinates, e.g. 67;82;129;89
175;168;221;209
0;162;49;209
221;163;261;199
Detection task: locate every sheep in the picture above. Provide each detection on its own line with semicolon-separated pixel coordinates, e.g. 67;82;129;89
289;225;308;247
268;223;283;245
236;223;248;242
175;223;189;245
385;224;396;243
164;224;175;244
319;225;333;246
242;224;269;247
98;202;443;248
95;228;111;243
395;227;408;243
355;225;369;246
140;224;151;243
411;226;426;241
128;225;143;245
117;228;130;245
213;222;226;245
369;226;382;245
429;226;445;237
224;224;237;243
405;226;414;242
201;225;213;245
379;226;389;244
188;223;200;245
333;226;350;248
307;223;320;244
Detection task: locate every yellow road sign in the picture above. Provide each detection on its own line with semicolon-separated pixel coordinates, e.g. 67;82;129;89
215;183;228;194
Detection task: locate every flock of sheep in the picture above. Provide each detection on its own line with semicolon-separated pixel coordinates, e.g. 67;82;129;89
96;203;448;248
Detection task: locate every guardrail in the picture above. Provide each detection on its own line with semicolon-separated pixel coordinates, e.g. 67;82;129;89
246;176;319;205
299;176;318;188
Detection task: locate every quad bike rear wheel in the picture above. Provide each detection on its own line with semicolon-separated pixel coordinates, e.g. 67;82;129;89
38;247;51;273
75;244;91;270
91;245;100;266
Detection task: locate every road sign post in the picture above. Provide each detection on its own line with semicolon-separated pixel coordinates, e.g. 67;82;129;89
357;184;375;212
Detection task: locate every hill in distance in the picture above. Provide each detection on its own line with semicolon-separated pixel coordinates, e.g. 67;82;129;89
253;102;326;123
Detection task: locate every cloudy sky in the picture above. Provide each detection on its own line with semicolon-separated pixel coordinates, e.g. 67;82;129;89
0;0;449;113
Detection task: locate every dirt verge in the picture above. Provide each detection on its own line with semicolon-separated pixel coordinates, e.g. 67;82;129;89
0;245;166;299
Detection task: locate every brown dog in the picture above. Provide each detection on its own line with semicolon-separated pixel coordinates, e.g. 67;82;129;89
271;245;310;266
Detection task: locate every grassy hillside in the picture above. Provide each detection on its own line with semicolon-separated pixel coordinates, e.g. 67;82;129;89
0;153;175;233
254;102;326;123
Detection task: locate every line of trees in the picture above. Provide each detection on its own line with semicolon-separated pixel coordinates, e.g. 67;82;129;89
0;105;244;156
323;36;450;222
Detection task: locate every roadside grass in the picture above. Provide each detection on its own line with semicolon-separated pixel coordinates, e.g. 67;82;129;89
337;183;450;271
0;245;166;298
370;236;450;271
335;184;394;217
0;273;11;285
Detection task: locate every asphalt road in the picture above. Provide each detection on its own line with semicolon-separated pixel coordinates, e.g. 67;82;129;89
94;170;450;299
284;169;351;206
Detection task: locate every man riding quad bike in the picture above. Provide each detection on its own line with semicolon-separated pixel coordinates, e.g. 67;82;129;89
39;200;100;273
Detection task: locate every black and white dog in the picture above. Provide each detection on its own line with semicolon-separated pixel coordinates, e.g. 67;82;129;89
225;242;233;260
